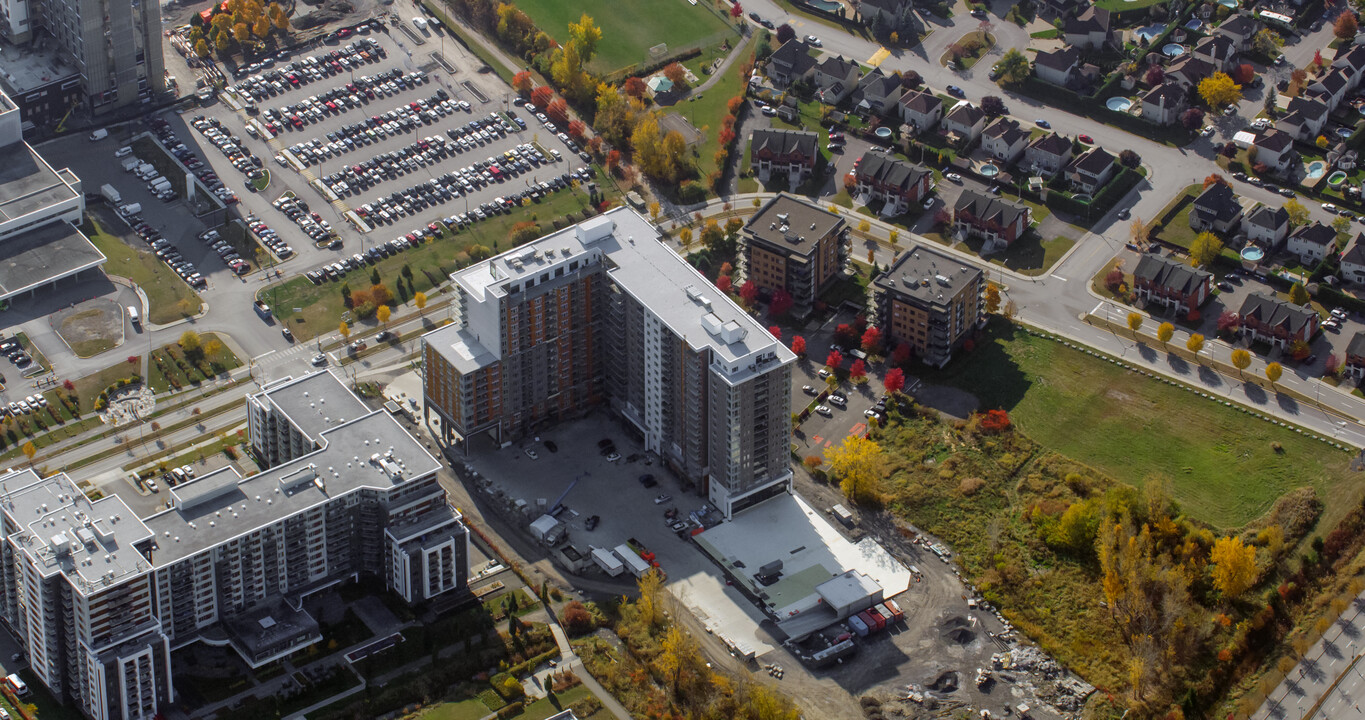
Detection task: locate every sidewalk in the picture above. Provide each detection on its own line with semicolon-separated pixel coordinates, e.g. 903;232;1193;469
1253;595;1365;720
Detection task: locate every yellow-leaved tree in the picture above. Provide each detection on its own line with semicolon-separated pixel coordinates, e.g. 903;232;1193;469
826;435;884;506
1210;535;1256;600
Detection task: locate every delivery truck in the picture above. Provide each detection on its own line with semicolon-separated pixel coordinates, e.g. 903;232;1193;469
100;184;121;204
151;179;172;193
121;157;140;172
118;203;142;217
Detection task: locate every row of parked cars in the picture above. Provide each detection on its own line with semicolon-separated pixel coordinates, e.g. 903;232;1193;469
513;100;591;162
191;116;267;185
130;219;209;289
145;116;238;205
241;215;295;260
259;67;428;136
197;228;251;275
0;338;32;371
4;392;46;417
272;194;335;247
284;84;452;168
304;236;422;284
232;37;387;94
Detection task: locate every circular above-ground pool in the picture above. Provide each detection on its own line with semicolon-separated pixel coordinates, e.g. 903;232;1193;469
1328;170;1349;186
980;163;1000;177
1306;160;1327;179
802;0;842;11
1106;97;1133;111
1241;246;1265;263
1163;43;1186;57
875;127;893;139
1134;24;1166;42
1184;18;1203;29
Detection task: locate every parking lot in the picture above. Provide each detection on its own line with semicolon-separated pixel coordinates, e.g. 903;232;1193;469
197;23;592;267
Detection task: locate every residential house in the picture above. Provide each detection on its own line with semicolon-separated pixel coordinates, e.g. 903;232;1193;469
1192;35;1239;72
1217;14;1262;51
1066;146;1116;194
814;55;861;104
765;40;817;86
749;128;819;184
1252;129;1296;173
940;102;987;145
1306;69;1354;111
1345;331;1365;380
1189;182;1244;233
1034;47;1080;87
1023;133;1074;177
741;193;849;319
1237;292;1319;348
1141;82;1187;126
899;90;944;132
981;117;1029;164
1341;237;1365;284
1276;96;1329;142
860;0;914;30
1286;221;1338;265
1333;45;1365;77
1064;6;1112;49
954;190;1031;252
1166;55;1216;89
1243;205;1290;246
852;68;904;116
1039;0;1088;20
854;152;933;215
1132;253;1212;315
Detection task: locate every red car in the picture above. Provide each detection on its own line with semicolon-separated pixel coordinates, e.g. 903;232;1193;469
1079;134;1094;144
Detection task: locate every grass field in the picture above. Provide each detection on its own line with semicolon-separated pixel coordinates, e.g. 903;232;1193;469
510;0;736;74
83;214;203;324
264;188;598;339
920;320;1358;530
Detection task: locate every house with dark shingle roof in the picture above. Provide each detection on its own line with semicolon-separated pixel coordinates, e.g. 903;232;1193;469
1217;14;1261;51
1334;45;1365;76
1341;236;1365;285
981;117;1029;164
1141;82;1187;126
1166;55;1216;89
899;90;943;133
765;40;818;86
954;191;1031;252
749;128;819;184
1237;292;1319;348
1023;134;1074;177
1133;253;1212;315
1039;0;1087;20
814;55;861;104
1189;182;1244;233
1244;205;1290;246
1064;6;1112;49
1252;129;1296;173
854;152;932;214
1276;96;1329;142
1193;35;1238;72
940;103;986;145
1066;146;1116;194
1307;69;1354;111
852;68;904;116
1345;331;1365;380
1287;222;1338;265
1034;47;1080;87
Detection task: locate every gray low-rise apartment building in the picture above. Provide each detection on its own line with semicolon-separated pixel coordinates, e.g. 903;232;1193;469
423;210;796;518
0;372;468;720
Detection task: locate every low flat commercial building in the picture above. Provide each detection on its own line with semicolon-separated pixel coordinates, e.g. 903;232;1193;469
741;193;848;319
0;372;468;720
422;209;797;518
873;244;984;367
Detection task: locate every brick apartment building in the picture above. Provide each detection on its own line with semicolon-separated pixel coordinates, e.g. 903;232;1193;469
873;244;984;367
741;193;849;319
1132;254;1212;316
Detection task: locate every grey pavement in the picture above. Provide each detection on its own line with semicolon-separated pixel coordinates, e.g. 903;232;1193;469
1253;596;1365;720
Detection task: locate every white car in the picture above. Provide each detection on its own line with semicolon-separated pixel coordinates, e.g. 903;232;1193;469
815;405;833;416
310;353;327;366
1323;203;1340;214
805;35;822;46
524;448;539;460
1200;126;1216;137
818;368;832;379
762;106;777;117
944;172;963;183
605;452;621;462
654;494;673;505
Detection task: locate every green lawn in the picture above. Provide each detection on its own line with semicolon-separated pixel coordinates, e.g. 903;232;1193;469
83;214;203;324
420;697;497;720
251;169;271;191
960;231;1076;276
667;42;751;185
919;320;1357;530
264;188;598;339
509;0;737;75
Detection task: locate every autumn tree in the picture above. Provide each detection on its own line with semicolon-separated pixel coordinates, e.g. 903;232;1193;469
1252;28;1279;57
1189;231;1224;268
512;71;533;95
739;280;758;306
1127;312;1143;334
1180;107;1205;131
1157;322;1174;348
636;569;665;627
861;327;883;354
663;63;689;91
1203;173;1230;189
1265;361;1283;387
770;289;793;317
1210;536;1257;600
884;367;905;394
1199;72;1242;109
1336;11;1358;41
415;291;427;316
1284;198;1309;226
1288;281;1310;305
21;441;35;465
825;349;843;369
377;305;391;326
826;435;884;505
195;38;211;57
1186;333;1205;358
849;358;867;382
984;283;1001;313
678;227;693;247
716;275;732;293
338;321;350;338
232;22;250;43
791;335;806;357
1231;348;1251;376
996;47;1030;84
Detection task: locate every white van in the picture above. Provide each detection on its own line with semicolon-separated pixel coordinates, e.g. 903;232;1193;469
114;146;133;158
127;306;140;326
6;673;28;696
412;16;427;30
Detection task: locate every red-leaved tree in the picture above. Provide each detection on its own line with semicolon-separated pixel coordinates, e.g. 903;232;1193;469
739;281;758;306
730;1;742;17
623;77;647;98
513;71;533;95
769;325;782;340
834;323;857;346
568;120;587;141
791;335;806;357
716;275;732;293
884;368;905;394
547;98;569;125
892;342;912;366
978;409;1011;433
605;149;621;173
826;349;844;369
531;86;554;108
1217;311;1240;332
770;289;793;317
861;327;883;354
849;358;866;380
